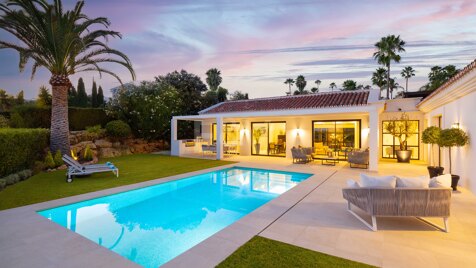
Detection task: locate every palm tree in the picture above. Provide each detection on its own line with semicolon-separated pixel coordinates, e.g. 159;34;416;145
314;79;321;92
205;68;222;91
400;66;415;92
294;75;308;95
373;35;406;99
388;78;403;99
329;82;337;92
0;0;135;155
371;67;388;98
284;78;294;95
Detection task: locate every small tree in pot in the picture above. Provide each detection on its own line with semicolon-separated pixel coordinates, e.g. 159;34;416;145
422;126;443;177
253;127;266;154
438;127;469;191
384;113;417;163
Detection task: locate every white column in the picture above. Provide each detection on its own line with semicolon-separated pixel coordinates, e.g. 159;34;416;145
171;117;179;156
369;110;379;171
216;117;224;160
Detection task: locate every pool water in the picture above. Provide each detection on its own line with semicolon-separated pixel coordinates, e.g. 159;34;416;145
38;167;311;267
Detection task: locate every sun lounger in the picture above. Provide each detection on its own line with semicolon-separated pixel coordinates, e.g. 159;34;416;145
62;155;119;183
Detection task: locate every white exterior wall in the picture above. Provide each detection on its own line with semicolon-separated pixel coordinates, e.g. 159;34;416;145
424;90;476;192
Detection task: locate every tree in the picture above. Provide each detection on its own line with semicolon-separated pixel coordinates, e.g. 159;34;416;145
311;87;319;93
387;78;403;99
294;75;308;95
314;79;321;91
205;68;222;91
68;86;77;106
342;80;357;91
373;35;406;99
97;86;105;106
76;78;88;107
230;91;248;100
438;128;469;174
0;89;14;111
155;70;207;115
0;0;135;155
16;90;24;105
91;80;98;107
37;85;52;107
217;86;228;102
329;82;337;91
420;65;459;92
400;66;415;92
371;67;387;98
284;78;294;95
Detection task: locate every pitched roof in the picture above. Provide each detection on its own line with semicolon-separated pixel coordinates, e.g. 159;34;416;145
417;58;476;107
199;90;370;114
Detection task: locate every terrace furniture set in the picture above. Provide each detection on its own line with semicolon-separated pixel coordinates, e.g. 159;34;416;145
202;144;238;155
291;146;369;168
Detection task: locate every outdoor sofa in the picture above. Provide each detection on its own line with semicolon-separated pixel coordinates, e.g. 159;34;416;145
347;149;369;168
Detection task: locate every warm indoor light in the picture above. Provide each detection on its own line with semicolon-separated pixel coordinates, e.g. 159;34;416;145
452;122;460;129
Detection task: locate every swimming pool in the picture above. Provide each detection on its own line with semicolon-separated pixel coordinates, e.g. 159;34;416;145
38;167;312;267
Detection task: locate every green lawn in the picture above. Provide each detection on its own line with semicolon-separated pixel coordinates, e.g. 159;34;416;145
0;154;232;210
217;236;376;268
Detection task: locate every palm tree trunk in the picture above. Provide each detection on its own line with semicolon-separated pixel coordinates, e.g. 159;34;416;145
387;65;390;99
405;78;408;92
49;75;71;156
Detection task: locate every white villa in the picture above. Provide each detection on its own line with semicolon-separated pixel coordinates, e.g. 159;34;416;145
172;59;476;193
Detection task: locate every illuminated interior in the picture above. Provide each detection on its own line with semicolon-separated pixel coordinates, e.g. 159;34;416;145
312;120;361;154
382;120;420;160
212;123;240;148
251;122;286;157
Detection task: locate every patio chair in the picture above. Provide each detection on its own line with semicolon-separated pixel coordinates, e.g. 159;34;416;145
291;147;309;164
301;147;313;162
347;150;369;168
62;155;119;183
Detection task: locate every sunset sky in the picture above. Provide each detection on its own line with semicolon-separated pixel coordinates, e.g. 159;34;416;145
1;0;475;99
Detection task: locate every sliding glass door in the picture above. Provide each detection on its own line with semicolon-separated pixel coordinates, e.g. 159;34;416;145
251;122;286;157
312;120;361;155
212;123;240;153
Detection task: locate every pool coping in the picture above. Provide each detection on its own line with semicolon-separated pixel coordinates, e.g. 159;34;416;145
0;163;327;268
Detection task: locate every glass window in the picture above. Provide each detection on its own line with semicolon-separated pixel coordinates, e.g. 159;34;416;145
381;120;419;160
312;120;361;155
251;122;286;157
212;123;240;154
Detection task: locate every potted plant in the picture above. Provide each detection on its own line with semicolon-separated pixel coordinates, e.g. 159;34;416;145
253;127;266;154
384;113;417;163
421;126;444;177
438;127;469;191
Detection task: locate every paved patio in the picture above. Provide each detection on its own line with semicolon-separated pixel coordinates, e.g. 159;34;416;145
1;156;476;268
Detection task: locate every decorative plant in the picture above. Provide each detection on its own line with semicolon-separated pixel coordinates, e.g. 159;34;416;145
384;113;417;150
83;145;93;161
421;126;441;166
253;127;266;144
438;128;469;173
53;150;63;167
44;151;56;169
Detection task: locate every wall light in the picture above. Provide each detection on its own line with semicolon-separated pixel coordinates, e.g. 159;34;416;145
451;122;460;129
295;127;301;137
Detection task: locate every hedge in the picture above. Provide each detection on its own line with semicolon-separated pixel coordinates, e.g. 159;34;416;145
9;105;112;130
0;128;49;177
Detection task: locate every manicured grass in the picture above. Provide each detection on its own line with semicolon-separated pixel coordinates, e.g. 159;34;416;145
217;236;376;268
0;154;233;210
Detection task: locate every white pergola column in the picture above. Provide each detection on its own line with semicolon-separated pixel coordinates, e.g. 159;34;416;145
216;117;224;160
369;110;379;171
171;117;179;156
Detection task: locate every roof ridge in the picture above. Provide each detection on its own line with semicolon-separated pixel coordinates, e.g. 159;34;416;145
224;89;370;103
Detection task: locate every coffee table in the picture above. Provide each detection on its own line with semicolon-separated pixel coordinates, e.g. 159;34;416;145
316;156;339;166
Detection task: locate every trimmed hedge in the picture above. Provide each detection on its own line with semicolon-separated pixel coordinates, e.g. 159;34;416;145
0;128;49;177
9;105;112;130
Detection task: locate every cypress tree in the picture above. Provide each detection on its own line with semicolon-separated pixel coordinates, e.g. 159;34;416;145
68;86;77;106
76;77;88;107
91;81;98;107
97;86;105;107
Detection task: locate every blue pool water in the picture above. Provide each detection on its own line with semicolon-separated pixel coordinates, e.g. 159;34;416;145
38;167;311;267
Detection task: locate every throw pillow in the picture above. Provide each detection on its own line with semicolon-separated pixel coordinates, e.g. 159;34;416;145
360;173;396;188
429;174;452;188
396;176;430;188
346;179;360;188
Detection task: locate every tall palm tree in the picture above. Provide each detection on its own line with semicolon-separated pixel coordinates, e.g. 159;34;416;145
388;78;403;99
284;78;294;95
400;66;415;92
373;35;406;99
205;68;222;91
329;82;337;92
294;75;307;95
371;67;387;98
314;79;321;91
0;0;135;155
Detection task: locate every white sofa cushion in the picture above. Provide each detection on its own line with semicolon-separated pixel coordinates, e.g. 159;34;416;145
396;176;429;188
360;174;396;188
346;179;360;188
429;174;452;188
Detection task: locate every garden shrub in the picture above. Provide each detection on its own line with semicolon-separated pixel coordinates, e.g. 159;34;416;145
83;145;93;161
0;179;6;191
5;174;20;185
17;169;32;181
0;115;9;128
54;150;63;167
10;105;113;130
44;151;56;169
0;128;49;177
33;161;46;174
105;120;131;139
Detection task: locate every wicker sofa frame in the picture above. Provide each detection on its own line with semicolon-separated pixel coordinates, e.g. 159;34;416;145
342;187;451;232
